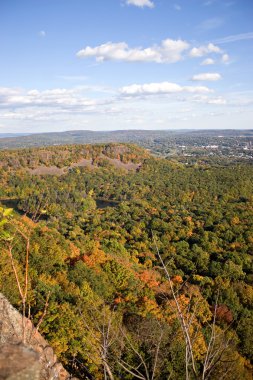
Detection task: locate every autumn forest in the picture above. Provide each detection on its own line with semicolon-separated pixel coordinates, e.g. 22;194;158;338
0;143;252;379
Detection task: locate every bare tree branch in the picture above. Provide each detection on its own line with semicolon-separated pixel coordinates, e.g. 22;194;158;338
152;231;197;378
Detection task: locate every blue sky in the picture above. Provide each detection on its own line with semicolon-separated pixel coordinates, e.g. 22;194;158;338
0;0;253;132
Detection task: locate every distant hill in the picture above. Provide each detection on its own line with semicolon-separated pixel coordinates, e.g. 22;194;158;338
0;130;173;149
0;129;253;150
0;133;31;139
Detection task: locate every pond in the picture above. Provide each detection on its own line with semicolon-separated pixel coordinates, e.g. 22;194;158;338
95;198;119;209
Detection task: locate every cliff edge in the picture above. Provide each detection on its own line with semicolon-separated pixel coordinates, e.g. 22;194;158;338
0;293;77;380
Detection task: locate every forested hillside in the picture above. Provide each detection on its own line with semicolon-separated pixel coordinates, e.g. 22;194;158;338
0;143;252;379
0;129;253;162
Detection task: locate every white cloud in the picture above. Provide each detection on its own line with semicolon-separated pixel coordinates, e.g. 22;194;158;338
0;86;122;129
77;39;189;63
0;87;111;110
192;73;222;81
120;81;212;96
189;43;222;57
77;39;228;64
221;53;230;63
126;0;154;8
0;87;19;97
39;30;46;37
201;58;215;65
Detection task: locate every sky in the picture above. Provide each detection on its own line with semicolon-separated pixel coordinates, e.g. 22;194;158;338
0;0;253;133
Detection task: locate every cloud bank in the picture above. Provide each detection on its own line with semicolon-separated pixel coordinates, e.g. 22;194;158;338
0;87;106;110
120;81;212;96
77;39;190;63
77;39;227;65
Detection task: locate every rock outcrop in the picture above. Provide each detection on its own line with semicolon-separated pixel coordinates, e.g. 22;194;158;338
0;293;77;380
